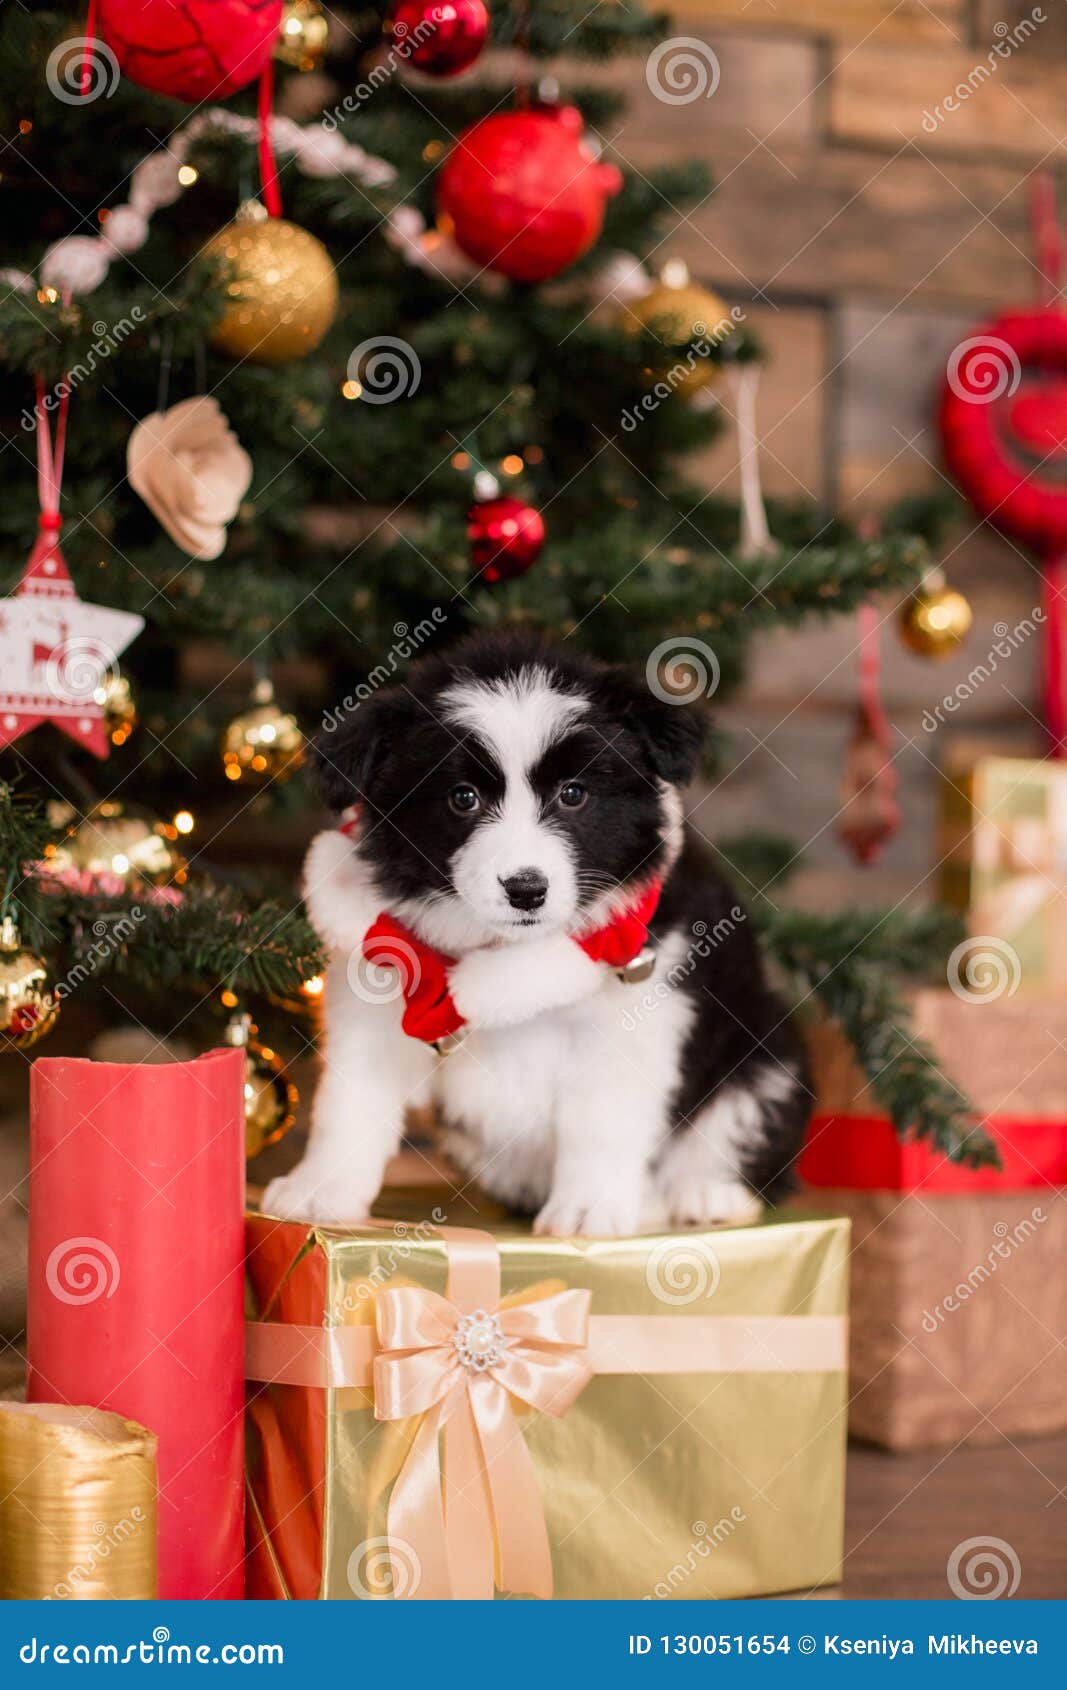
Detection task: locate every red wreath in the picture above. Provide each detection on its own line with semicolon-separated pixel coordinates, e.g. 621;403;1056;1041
938;175;1067;755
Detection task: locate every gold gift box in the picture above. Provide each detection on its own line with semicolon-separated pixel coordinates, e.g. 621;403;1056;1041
244;1193;848;1600
941;755;1067;990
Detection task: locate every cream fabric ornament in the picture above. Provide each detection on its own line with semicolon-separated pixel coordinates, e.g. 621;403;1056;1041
127;397;252;561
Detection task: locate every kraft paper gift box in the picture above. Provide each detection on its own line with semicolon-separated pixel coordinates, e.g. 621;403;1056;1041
244;1196;849;1600
799;1009;1067;1451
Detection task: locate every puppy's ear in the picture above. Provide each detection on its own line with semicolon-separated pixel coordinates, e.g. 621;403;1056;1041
307;689;419;812
597;667;705;786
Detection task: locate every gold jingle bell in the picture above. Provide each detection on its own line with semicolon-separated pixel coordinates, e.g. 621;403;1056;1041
225;1012;298;1159
39;800;185;893
204;201;339;365
623;260;736;395
276;1;329;70
221;680;303;785
0;915;59;1051
899;571;973;657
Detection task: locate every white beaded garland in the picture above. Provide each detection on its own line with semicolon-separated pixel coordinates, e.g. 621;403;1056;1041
40;235;111;296
27;108;397;300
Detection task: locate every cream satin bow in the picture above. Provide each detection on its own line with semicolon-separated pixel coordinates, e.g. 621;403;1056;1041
372;1241;592;1601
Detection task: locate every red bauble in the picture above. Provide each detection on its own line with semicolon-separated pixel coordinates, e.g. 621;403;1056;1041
388;0;489;77
437;105;623;284
940;308;1067;555
97;0;283;103
469;497;545;582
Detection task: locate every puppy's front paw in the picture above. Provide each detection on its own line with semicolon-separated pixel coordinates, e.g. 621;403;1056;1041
666;1177;763;1230
534;1189;643;1239
262;1163;377;1225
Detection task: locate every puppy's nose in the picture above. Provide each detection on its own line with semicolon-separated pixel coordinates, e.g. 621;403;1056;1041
500;869;548;912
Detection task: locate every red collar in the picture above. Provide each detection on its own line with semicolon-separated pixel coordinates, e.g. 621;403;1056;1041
362;878;662;1045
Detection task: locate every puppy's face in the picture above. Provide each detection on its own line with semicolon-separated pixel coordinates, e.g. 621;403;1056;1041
312;640;701;950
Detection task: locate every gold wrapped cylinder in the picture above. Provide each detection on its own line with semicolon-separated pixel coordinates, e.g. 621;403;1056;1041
0;1404;157;1599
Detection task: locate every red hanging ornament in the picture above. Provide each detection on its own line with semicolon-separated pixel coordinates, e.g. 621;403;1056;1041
94;0;284;103
938;172;1067;755
437;105;623;284
0;385;143;759
469;494;545;583
838;604;901;865
387;0;489;77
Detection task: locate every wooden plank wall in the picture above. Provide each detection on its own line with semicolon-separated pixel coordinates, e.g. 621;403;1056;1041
567;0;1061;904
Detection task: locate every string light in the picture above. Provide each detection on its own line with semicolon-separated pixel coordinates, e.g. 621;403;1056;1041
177;164;199;187
301;975;325;998
341;379;362;399
500;454;524;477
173;810;195;835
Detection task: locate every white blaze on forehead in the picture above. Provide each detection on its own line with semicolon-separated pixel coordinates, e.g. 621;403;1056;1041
441;669;587;784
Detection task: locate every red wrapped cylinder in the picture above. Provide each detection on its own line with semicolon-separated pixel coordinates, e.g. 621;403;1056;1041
27;1048;246;1599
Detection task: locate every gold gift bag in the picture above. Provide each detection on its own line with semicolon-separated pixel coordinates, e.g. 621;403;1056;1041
244;1196;848;1600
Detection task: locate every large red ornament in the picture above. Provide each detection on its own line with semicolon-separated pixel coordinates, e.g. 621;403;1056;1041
97;0;284;103
437;105;623;284
387;0;489;77
469;496;545;582
939;306;1067;752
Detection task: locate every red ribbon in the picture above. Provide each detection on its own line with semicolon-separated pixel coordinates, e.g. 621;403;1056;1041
257;59;283;219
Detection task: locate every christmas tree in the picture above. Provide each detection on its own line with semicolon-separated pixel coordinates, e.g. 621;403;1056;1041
0;1;993;1164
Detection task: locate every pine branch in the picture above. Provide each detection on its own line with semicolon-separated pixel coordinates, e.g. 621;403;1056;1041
760;908;999;1168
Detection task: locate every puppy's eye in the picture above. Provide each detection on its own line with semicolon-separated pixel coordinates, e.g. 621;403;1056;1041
557;781;587;810
448;783;482;816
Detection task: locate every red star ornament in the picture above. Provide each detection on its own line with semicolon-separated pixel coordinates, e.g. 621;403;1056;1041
0;520;144;759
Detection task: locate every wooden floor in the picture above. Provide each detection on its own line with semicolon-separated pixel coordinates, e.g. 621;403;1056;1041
2;1349;1062;1598
833;1437;1066;1600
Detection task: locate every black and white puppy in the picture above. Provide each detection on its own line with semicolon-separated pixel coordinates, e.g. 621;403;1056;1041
264;633;811;1235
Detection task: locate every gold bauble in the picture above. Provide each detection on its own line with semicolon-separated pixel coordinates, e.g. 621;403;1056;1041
221;683;303;785
0;916;58;1051
623;262;735;394
41;801;185;893
225;1013;298;1159
275;1;329;70
899;578;973;657
204;204;338;365
93;670;137;747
